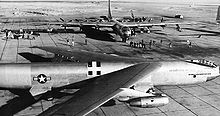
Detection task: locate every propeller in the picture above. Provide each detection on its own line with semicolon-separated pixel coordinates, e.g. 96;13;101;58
60;18;65;22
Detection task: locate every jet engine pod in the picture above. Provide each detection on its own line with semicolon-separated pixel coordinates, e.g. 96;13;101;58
128;95;169;108
175;14;184;19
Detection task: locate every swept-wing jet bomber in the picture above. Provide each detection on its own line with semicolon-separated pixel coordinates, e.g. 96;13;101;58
1;46;219;115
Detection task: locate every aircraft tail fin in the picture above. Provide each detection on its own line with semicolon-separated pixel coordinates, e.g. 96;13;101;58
108;0;112;19
107;0;123;26
217;6;220;21
130;10;135;19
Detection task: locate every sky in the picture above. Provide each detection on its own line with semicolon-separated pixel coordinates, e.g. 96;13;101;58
0;0;219;4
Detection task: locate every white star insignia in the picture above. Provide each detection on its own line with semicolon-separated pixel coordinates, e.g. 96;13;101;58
39;75;46;83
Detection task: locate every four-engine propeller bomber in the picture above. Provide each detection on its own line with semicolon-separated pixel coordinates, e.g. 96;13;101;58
0;0;196;42
0;59;219;116
59;0;193;42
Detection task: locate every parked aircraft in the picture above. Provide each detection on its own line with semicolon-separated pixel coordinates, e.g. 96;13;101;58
1;0;193;42
1;49;219;116
59;0;193;42
0;46;212;115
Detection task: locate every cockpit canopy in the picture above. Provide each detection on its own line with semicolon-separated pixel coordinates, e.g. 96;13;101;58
121;26;131;32
186;59;217;68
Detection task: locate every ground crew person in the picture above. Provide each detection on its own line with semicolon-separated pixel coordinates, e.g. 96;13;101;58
85;39;87;45
130;41;133;47
142;43;146;49
5;29;8;38
153;40;156;46
169;42;172;48
189;41;192;47
149;40;152;49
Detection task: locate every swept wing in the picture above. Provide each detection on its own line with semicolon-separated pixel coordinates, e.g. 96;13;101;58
38;62;160;116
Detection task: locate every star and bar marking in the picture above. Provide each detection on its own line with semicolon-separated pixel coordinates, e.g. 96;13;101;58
33;74;51;84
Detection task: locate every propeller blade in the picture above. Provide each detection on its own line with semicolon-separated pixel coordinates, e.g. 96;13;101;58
60;18;65;22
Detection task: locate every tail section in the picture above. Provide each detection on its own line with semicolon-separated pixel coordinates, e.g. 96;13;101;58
130;10;135;19
108;0;112;19
107;0;123;26
216;6;220;21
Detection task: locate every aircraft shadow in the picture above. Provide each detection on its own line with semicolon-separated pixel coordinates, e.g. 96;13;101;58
53;27;116;42
179;33;218;37
102;99;116;107
174;46;220;58
81;26;116;42
155;45;220;59
0;94;37;116
18;52;52;62
183;28;220;36
152;48;185;58
153;32;168;36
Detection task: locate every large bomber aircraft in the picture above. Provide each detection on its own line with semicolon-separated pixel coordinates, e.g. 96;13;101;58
0;0;193;42
58;0;193;42
1;46;219;116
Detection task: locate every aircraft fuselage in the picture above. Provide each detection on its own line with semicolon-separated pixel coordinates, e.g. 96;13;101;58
112;23;131;42
0;61;218;96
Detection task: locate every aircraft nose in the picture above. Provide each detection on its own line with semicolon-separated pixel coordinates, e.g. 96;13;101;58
207;66;220;82
207;76;218;82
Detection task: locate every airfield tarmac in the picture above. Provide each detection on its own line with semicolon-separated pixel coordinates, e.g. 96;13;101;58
0;1;220;116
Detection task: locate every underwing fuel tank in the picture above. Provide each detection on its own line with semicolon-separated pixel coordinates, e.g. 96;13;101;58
129;95;169;108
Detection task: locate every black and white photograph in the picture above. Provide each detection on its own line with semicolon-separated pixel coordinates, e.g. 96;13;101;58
0;0;220;116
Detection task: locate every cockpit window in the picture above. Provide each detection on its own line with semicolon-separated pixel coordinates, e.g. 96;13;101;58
186;59;217;68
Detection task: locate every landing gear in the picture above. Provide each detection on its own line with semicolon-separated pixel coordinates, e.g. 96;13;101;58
176;24;182;32
146;88;155;94
140;27;150;34
131;29;136;36
122;37;127;43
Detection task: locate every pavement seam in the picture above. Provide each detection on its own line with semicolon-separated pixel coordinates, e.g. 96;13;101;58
177;85;220;114
159;87;199;116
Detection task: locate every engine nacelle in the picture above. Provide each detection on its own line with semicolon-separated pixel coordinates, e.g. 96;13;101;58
128;95;169;108
139;27;150;33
